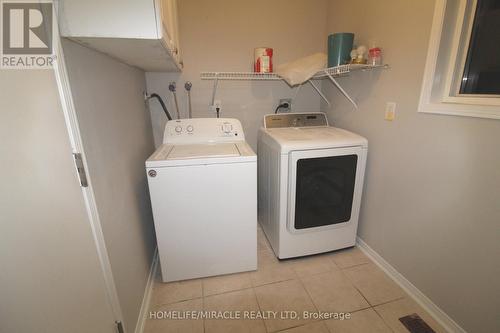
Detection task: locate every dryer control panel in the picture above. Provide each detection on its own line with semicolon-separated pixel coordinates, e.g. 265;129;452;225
163;118;245;144
264;112;329;128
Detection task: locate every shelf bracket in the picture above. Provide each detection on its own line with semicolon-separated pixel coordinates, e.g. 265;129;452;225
324;70;358;109
210;73;219;107
307;80;330;106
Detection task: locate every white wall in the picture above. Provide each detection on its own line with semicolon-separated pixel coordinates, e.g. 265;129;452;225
323;1;500;332
146;0;328;149
62;39;157;332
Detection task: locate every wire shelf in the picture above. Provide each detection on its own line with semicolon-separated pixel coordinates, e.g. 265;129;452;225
200;64;387;81
200;64;388;109
200;72;281;80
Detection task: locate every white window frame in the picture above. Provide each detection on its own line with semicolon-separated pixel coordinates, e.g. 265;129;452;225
418;0;500;119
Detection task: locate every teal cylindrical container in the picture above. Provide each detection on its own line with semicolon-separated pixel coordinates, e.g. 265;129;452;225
328;33;354;67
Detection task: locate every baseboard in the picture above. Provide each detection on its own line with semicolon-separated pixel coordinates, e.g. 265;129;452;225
356;237;467;333
134;248;159;333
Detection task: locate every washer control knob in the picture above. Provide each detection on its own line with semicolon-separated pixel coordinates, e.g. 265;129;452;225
175;125;182;133
222;123;233;134
186;125;194;133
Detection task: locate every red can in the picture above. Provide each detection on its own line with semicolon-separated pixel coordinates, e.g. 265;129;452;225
254;47;273;73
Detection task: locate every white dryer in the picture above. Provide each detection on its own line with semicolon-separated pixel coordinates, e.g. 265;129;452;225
258;113;368;259
146;118;257;282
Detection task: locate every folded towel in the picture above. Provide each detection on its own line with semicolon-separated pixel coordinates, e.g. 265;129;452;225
276;53;327;86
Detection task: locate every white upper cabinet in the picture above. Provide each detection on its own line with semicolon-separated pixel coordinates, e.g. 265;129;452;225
59;0;182;72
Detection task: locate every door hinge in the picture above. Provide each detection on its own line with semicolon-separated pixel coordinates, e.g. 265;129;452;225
115;321;124;333
72;153;88;187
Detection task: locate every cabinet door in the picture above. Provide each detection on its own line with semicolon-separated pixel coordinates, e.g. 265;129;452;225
59;0;158;39
159;0;181;61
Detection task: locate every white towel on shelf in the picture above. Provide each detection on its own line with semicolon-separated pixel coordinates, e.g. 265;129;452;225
276;53;327;86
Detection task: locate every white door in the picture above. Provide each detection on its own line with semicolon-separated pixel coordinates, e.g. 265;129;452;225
61;38;157;332
0;69;117;332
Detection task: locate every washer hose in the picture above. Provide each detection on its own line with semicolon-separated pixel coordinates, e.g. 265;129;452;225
146;93;172;120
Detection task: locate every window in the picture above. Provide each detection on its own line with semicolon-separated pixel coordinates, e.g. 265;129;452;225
459;0;500;95
419;0;500;119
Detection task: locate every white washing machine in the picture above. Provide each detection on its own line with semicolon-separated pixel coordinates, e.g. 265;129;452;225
258;113;368;259
146;118;257;282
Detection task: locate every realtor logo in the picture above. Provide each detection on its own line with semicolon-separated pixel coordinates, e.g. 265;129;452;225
1;1;55;69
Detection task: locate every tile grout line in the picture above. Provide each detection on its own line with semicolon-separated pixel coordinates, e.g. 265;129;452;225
201;277;206;333
201;293;206;333
371;296;406;308
340;262;405;309
255;278;322;333
295;274;320;320
343;270;404;333
251;275;297;289
329;266;374;311
298;269;373;318
249;285;270;333
342;258;413;308
338;261;371;270
273;320;328;333
252;267;314;333
203;285;254;299
153;295;204;309
372;303;397;333
341;271;374;310
287;260;339;279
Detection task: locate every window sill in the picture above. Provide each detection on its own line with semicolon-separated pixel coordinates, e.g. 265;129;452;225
418;100;500;120
442;95;500;107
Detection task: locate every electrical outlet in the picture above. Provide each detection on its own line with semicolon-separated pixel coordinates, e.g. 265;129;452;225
385;102;396;121
210;99;222;112
214;99;222;109
278;98;292;113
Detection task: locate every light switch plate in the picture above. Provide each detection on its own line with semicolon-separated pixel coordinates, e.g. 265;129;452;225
385;102;396;121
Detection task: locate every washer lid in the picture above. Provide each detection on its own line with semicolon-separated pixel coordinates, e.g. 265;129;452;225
260;126;368;153
168;143;240;160
146;142;256;167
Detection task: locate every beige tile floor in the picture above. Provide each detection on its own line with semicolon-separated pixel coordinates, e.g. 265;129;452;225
145;225;446;333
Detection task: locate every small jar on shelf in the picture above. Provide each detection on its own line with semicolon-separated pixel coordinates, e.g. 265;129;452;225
368;46;382;66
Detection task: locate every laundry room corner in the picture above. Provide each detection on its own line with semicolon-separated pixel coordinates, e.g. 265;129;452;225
145;0;328;149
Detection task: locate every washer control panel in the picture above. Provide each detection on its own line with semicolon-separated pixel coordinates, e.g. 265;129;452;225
163;118;245;144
